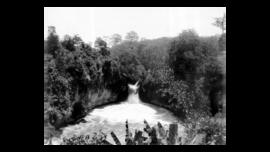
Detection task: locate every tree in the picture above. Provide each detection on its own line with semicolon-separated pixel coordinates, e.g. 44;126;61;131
167;29;225;116
118;51;146;82
137;37;171;70
110;34;122;46
125;31;139;42
73;35;83;45
101;36;110;47
95;37;107;49
213;13;226;34
95;37;110;56
218;34;226;52
168;29;201;82
203;60;224;116
46;26;60;58
62;35;76;52
61;35;84;52
213;13;226;52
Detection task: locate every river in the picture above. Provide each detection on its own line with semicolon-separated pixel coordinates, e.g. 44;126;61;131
47;81;184;145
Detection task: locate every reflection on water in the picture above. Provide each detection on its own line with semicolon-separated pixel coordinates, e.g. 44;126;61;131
51;82;183;145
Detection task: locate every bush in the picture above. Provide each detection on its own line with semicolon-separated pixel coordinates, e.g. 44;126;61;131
183;111;226;145
62;132;109;145
140;66;197;118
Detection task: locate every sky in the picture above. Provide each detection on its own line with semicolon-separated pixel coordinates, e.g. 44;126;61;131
44;7;226;44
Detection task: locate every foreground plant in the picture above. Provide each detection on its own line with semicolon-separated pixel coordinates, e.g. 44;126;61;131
60;120;181;145
59;116;225;145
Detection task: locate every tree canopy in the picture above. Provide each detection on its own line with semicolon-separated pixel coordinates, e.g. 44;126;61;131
125;31;139;42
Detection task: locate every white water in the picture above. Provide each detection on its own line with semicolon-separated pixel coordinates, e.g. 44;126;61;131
50;81;183;145
85;81;179;124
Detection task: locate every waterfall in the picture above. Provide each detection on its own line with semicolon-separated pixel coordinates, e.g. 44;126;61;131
58;80;181;145
127;81;140;104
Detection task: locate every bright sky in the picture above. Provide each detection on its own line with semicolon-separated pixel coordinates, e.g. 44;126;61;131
44;7;226;44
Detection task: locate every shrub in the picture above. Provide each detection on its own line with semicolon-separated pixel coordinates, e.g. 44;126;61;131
62;132;110;145
183;111;226;145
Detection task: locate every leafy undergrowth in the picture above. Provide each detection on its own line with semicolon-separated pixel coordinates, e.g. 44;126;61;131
183;112;226;145
58;114;225;145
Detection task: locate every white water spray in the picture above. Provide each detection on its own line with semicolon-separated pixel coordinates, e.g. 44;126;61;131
85;80;162;124
127;81;140;104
